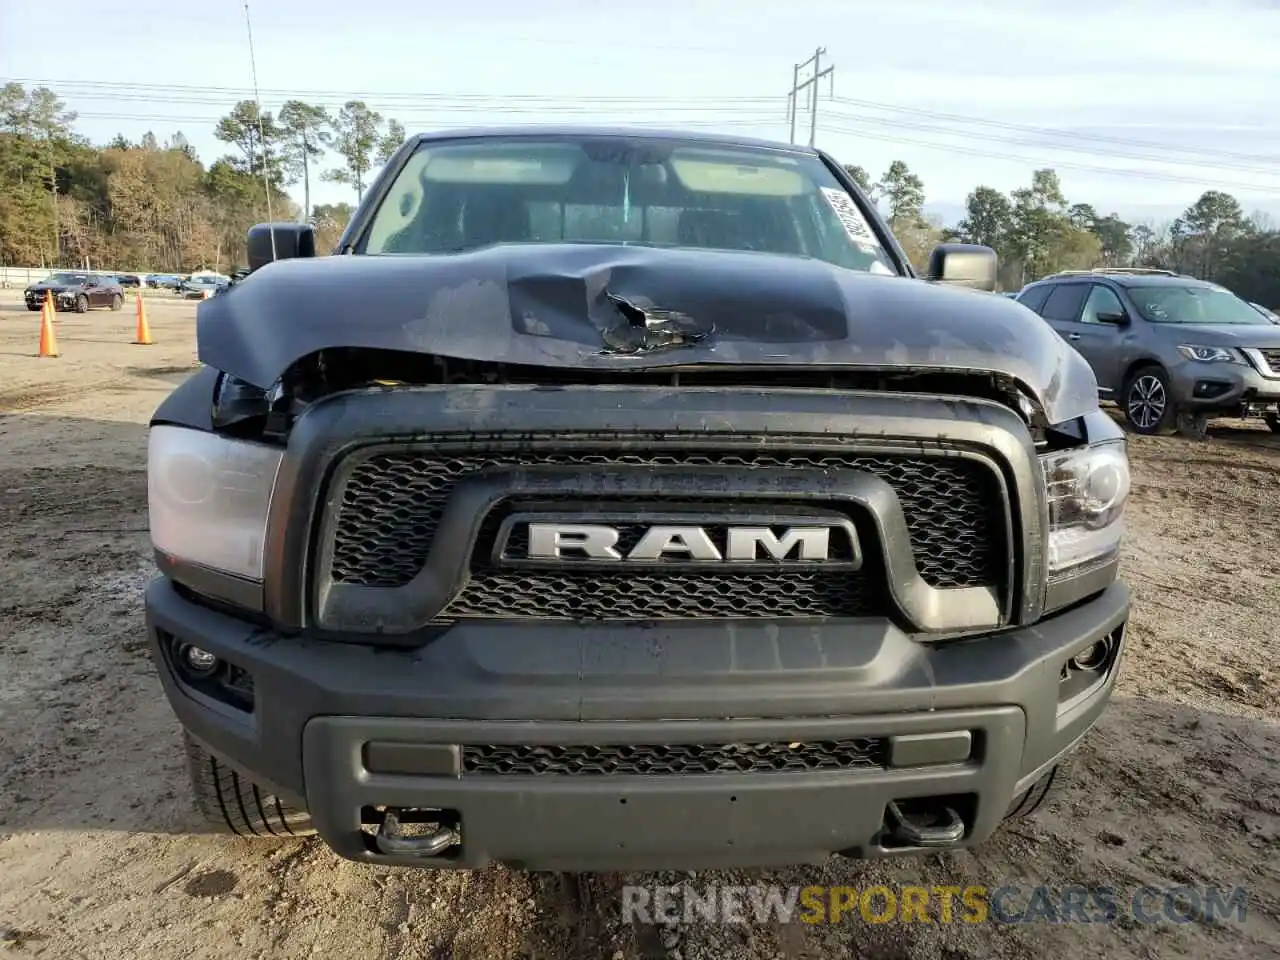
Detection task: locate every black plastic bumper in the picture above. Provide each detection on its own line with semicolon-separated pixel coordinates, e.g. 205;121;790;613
146;577;1129;871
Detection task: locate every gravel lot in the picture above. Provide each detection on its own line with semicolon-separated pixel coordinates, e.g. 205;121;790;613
0;295;1277;959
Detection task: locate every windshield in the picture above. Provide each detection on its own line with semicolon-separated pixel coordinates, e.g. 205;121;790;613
358;135;898;274
1128;285;1269;325
49;273;88;284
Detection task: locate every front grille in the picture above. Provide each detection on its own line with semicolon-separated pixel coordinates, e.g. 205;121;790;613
462;739;888;776
1259;348;1280;372
325;439;1005;607
444;570;876;619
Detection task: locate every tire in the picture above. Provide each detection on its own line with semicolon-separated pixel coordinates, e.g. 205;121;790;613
26;303;40;311
110;293;123;311
1121;365;1175;435
1175;411;1210;441
74;294;89;314
1003;764;1060;821
1265;414;1280;435
184;732;314;838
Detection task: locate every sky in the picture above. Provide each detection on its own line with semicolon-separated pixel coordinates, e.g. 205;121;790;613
3;0;1279;227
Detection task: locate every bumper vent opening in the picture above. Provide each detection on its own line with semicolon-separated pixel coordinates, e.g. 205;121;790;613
461;739;889;776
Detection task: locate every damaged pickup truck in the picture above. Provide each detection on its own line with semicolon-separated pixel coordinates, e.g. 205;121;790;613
144;126;1131;871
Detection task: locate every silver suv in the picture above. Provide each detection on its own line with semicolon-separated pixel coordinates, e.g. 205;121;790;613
1016;268;1280;438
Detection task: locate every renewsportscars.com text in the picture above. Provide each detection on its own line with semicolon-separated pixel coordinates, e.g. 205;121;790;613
621;883;1251;926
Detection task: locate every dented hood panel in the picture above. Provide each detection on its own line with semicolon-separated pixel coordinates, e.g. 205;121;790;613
197;243;1100;424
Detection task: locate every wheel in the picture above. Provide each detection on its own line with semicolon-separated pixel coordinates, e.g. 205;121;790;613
1004;764;1060;821
74;294;89;314
26;303;40;311
110;293;123;311
184;732;314;838
1121;365;1175;435
1175;411;1210;441
1265;414;1280;435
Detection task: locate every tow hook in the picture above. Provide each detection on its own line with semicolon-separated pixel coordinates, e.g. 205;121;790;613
374;808;462;857
884;800;965;847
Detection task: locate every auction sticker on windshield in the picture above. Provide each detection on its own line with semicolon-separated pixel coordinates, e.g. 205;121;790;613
820;187;882;252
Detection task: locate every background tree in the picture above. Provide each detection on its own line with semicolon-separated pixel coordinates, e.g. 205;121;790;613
214;100;283;182
876;160;926;232
955;186;1013;254
311;201;355;252
323;101;383;202
278;100;329;221
842;163;874;197
376;119;406;166
1171;190;1245;278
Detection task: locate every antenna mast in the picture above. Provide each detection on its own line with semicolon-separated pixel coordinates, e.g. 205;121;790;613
244;2;277;262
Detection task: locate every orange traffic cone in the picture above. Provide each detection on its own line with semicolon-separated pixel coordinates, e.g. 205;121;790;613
202;289;211;300
44;289;55;317
38;295;59;358
133;292;154;345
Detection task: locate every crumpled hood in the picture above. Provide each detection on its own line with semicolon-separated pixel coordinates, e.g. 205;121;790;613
197;243;1101;424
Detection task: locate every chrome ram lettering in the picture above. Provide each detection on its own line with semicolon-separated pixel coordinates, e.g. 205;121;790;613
525;523;834;562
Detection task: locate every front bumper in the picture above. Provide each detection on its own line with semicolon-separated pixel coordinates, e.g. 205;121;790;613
24;290;74;309
1171;358;1280;413
147;576;1130;871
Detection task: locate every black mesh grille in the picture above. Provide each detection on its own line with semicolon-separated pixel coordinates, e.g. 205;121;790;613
463;739;887;776
444;570;876;619
325;440;1005;605
1259;348;1280;370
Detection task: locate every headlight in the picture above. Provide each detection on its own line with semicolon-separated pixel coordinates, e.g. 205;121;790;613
1040;440;1130;578
1176;344;1243;364
148;425;283;580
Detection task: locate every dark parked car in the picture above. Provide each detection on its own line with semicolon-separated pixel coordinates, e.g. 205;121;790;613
1017;268;1280;437
24;272;125;313
178;275;230;299
113;273;143;288
144;126;1130;871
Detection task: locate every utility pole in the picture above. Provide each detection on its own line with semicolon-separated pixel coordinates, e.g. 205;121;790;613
785;47;835;146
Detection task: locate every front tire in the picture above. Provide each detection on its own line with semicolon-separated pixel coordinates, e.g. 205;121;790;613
184;732;314;838
26;303;40;311
1265;414;1280;435
1121;365;1175;435
110;293;123;311
74;294;89;314
1004;764;1060;820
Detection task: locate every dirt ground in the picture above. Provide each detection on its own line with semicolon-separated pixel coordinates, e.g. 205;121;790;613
0;294;1276;960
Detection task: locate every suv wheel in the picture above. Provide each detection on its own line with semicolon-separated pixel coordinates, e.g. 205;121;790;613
1122;366;1174;435
184;733;314;838
74;293;89;314
1176;411;1210;441
110;293;123;311
1265;414;1280;435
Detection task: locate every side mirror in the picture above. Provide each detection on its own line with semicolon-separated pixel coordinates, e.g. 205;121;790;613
247;222;316;273
1096;311;1129;325
927;243;998;292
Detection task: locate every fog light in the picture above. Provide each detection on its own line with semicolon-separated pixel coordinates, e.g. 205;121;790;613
179;644;219;677
1068;636;1113;672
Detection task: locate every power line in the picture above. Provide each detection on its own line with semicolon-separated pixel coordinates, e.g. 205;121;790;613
0;77;781;104
831;96;1280;166
822;109;1280;178
818;120;1280;195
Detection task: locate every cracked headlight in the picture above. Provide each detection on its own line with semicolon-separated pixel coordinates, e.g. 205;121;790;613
1040;440;1130;578
1176;344;1244;364
148;424;283;580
